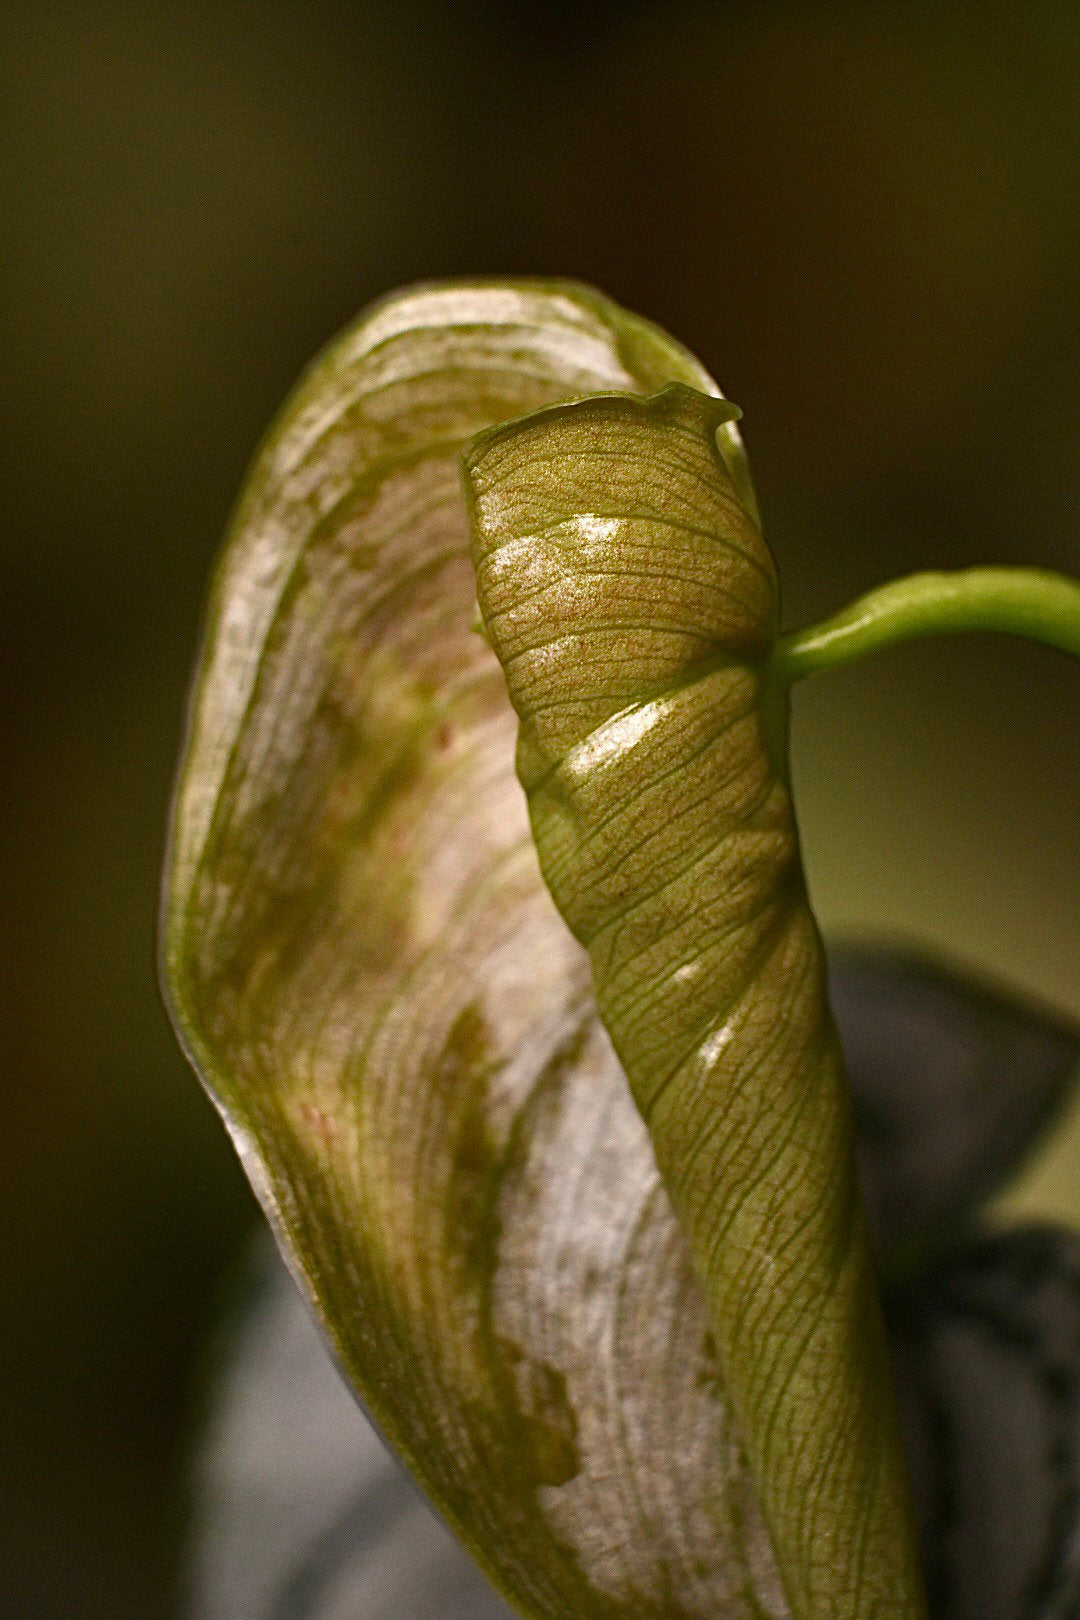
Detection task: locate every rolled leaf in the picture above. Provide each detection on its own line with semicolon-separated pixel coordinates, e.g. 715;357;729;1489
163;281;798;1617
465;384;928;1618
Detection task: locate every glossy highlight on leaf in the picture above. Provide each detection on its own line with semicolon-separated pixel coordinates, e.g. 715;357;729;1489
465;385;928;1617
162;281;804;1618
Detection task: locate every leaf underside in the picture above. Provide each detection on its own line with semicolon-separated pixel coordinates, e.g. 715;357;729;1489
464;385;926;1617
162;281;797;1618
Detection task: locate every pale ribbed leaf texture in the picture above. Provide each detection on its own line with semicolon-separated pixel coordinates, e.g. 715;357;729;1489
163;282;805;1618
465;385;927;1617
187;957;1080;1619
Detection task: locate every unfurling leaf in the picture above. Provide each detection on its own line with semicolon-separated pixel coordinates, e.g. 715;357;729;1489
465;385;927;1616
163;281;802;1618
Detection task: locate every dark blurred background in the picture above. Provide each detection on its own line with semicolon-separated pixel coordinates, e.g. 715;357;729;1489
3;1;1079;1612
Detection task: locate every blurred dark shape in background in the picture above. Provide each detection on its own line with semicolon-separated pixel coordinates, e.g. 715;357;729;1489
2;2;1078;1612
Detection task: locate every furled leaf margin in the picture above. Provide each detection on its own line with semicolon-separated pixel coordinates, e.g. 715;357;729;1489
465;383;928;1617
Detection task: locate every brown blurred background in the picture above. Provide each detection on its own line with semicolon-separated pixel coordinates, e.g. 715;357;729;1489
3;1;1079;1612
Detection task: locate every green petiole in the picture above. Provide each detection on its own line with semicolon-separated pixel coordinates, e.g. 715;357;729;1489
769;565;1080;687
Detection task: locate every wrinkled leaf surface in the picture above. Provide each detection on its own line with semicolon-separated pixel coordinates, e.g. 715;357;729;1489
163;281;797;1617
465;386;927;1617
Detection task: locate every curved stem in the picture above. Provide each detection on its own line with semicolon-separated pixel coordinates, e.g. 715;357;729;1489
769;566;1080;688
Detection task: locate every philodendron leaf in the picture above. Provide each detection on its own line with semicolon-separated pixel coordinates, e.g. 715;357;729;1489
465;386;928;1617
164;281;804;1618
